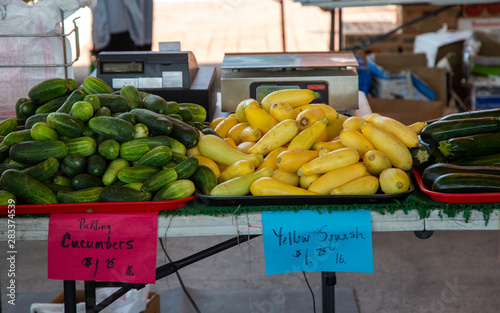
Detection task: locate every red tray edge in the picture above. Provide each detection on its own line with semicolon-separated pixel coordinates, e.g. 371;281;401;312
0;196;195;215
413;169;500;204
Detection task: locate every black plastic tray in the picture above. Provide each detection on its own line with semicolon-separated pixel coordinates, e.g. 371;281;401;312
195;185;414;207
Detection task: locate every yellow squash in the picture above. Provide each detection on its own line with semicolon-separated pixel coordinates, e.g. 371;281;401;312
239;126;262;142
272;169;300;186
361;123;413;171
248;119;299;156
316;139;344;152
325;113;348;139
269;101;297;122
250;177;317;196
379;168;411;195
295;103;338;124
198;134;263;167
224;137;239;150
330;175;379;195
308;162;367;195
339;128;376;158
214;116;239;138
209;116;225;130
299;174;320;189
219;159;255;183
235;98;260;123
261;89;318;113
296;107;326;131
297;147;360;176
245;106;278;134
257;146;287;171
342;116;366;132
366;113;419;148
228;122;249;145
407;121;427;135
362;150;392;176
288;118;328;150
276;149;319;173
210;167;273;197
237;141;256;154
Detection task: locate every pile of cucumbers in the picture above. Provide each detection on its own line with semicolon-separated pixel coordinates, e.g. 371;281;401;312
417;108;500;193
0;77;217;205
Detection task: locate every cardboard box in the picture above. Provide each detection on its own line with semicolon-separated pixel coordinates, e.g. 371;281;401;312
458;17;500;31
368;98;445;125
50;291;160;313
471;83;500;111
401;4;461;33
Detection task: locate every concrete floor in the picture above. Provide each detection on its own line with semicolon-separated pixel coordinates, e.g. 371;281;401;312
2;230;500;312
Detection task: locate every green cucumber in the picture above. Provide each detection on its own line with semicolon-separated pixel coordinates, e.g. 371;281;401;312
30;122;59;141
172;155;199;179
166;117;200;149
170;151;188;164
21;157;59;182
9;140;68;165
0;164;19;176
0;145;9;163
47;183;73;195
15;98;29;122
167;113;183;121
94;94;130;113
177;107;194;122
0;169;58;204
133;123;149;138
421;117;500;144
119;136;172;161
98;139;120;160
46;112;85;138
82;76;114;95
64;137;97;157
83;94;101;112
71;173;103;190
432;173;500;193
119;85;142;109
438;133;500;160
57;186;103;203
0;118;17;136
179;103;207;123
4;129;32;147
95;106;112;117
19;101;38;119
153;179;195;200
422;163;500;188
99;185;152;202
35;95;67;114
123;182;143;191
53;175;72;187
28;78;72;105
191;165;218;195
25;113;49;130
57;89;86;114
142;94;170;114
0;190;16;206
130;108;172;136
61;154;87;178
102;158;130;186
169;137;187;155
134;146;172;167
117;166;159;183
440;108;500;121
141;167;178;192
70;101;94;122
114;112;137;125
87;154;108;177
88;116;136;142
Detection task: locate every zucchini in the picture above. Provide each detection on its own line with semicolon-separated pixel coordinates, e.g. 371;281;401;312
432;173;500;193
61;154;87;178
134;146;172;167
422;163;500;188
453;153;500;166
167;117;200;149
172;155;199;179
438;133;500;160
98;139;120;160
57;186;103;203
9;140;68;165
440;108;500;121
117;166;159;183
179;103;207;123
46;112;85;138
130;108;172;136
119;85;142;109
71;173;104;190
64;137;97;157
141;167;178;192
0;118;17;136
191;165;218;195
0;169;58;204
153;179;195;200
409;142;432;167
82;76;115;95
421;117;500;144
102;158;130;186
28;78;72;105
99;185;152;202
21;157;59;182
88;116;136;142
57;89;86;114
30;122;59;141
119;136;172;161
87;154;108;177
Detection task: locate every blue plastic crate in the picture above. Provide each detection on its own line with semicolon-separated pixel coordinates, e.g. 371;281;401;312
355;55;371;95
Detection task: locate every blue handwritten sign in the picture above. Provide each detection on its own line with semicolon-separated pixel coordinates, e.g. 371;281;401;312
262;209;373;275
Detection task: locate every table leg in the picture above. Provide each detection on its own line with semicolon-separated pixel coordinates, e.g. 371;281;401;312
63;280;77;313
322;272;336;313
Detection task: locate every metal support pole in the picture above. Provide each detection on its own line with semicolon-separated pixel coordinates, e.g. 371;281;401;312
322;272;336;313
63;280;77;313
281;0;286;52
329;9;335;51
338;8;343;51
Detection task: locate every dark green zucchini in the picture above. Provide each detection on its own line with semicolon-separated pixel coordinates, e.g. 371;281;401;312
440;108;500;121
432;173;500;193
438;133;500;160
453;153;500;166
422;163;500;188
421;117;500;144
409;142;432;167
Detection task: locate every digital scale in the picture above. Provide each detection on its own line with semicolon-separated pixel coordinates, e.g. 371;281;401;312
220;52;360;113
96;44;218;119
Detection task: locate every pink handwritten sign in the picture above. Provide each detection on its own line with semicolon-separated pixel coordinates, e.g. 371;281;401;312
48;212;158;284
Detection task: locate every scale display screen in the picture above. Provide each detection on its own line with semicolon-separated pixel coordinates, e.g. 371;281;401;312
101;62;144;74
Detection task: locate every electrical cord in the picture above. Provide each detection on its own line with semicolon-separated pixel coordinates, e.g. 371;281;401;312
303;272;317;313
159;238;202;313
